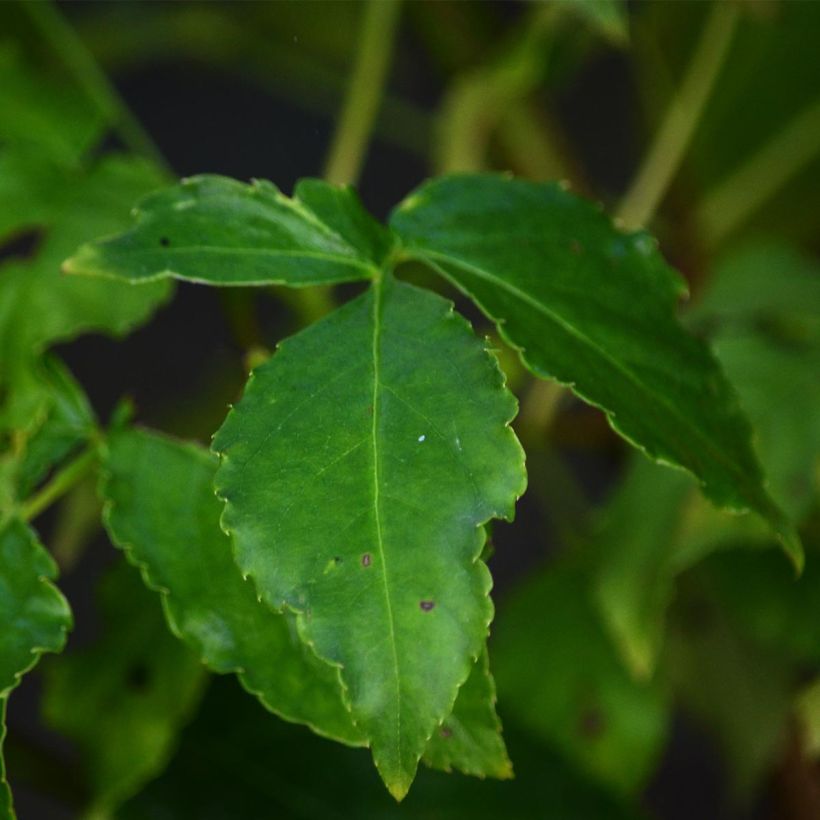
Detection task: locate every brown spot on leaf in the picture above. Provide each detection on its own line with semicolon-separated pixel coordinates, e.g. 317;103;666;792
361;553;372;567
440;726;453;739
420;600;435;612
578;707;605;739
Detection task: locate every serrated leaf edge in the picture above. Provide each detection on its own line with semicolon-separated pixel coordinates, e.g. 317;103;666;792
211;282;526;799
97;429;366;749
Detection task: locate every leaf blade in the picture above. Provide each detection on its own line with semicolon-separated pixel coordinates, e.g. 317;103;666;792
0;519;72;818
64;176;389;287
391;174;801;567
99;427;364;747
213;277;525;798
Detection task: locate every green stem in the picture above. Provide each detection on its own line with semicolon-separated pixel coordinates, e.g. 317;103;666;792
323;0;402;185
21;0;170;173
697;96;820;246
616;1;739;229
21;447;99;523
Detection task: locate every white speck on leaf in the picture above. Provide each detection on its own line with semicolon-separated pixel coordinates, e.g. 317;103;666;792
418;435;425;443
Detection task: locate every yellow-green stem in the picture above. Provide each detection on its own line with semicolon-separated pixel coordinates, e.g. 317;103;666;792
697;97;820;246
323;0;402;186
21;447;98;524
617;1;739;229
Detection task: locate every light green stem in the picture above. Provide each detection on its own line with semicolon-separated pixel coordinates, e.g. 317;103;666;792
22;0;169;172
616;1;739;229
697;97;820;246
21;447;98;523
323;0;402;186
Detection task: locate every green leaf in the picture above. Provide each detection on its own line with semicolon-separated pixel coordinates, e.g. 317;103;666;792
593;457;766;680
663;581;794;797
0;519;72;818
42;561;206;817
0;46;105;166
213;276;525;798
101;427;514;782
0;156;172;431
1;156;171;357
390;174;801;568
493;561;668;795
11;356;96;499
64;175;391;287
422;647;512;781
100;427;363;747
690;240;820;334
705;547;820;667
713;333;820;521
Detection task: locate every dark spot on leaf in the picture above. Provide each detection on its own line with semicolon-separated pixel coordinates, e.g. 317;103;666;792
440;726;453;739
420;600;435;612
578;707;605;739
126;663;150;692
361;553;371;567
159;236;170;247
0;228;45;262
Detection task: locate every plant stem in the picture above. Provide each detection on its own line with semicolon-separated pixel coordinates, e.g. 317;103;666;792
21;0;170;173
21;447;99;524
323;0;402;186
697;96;820;246
616;1;739;229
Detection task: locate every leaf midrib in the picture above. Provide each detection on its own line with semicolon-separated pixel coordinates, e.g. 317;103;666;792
411;247;761;506
369;277;402;771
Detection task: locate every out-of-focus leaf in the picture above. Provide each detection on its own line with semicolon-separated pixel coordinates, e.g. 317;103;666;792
0;47;104;165
594;457;769;680
796;678;820;759
391;175;801;568
713;333;820;520
0;519;72;818
663;580;794;797
64;176;391;287
120;676;642;820
213;276;525;799
691;240;820;334
0;155;172;427
42;561;205;817
563;0;628;47
12;356;96;500
704;547;820;667
493;561;668;795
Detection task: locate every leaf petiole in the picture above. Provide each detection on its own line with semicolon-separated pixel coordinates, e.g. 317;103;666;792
21;445;100;524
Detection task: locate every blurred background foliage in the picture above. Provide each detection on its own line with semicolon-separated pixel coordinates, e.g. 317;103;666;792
1;1;819;818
